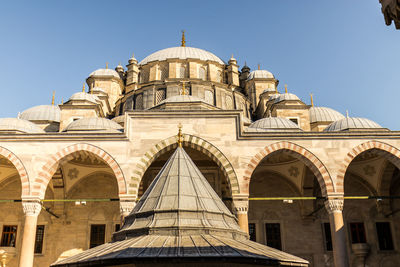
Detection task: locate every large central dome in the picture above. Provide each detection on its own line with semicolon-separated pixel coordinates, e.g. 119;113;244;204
139;46;225;65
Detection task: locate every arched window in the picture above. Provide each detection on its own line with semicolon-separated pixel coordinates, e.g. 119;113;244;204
226;95;233;109
205;90;214;105
123;97;134;112
160;66;168;80
135;94;143;110
156;89;166;104
199;67;206;80
179;65;186;78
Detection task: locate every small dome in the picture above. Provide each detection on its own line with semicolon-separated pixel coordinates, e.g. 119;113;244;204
309;107;345;123
88;68;120;79
247;70;274;80
64;117;123;133
68;92;100;104
324;117;385;132
247;117;302;132
0;118;45;134
20;105;60;122
267;93;280;101
91;87;107;95
262;88;276;94
273;93;301;104
139;47;225;65
161;95;208;104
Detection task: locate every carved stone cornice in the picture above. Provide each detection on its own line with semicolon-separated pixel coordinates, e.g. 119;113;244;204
324;199;344;214
22;201;42;217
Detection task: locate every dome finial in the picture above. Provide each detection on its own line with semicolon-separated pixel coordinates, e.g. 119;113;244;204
177;123;183;147
310;93;314;107
181;30;186;47
61;97;63;105
258;64;260;70
106;62;109;69
285;84;288;93
346;110;349;118
51;91;55;105
82;83;86;93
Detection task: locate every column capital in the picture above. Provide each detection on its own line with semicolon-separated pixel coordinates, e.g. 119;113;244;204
324;198;344;214
120;200;136;217
22;201;42;217
232;195;249;214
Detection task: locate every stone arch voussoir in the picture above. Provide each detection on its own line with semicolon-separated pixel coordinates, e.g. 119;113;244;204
131;134;239;198
0;146;30;197
243;141;334;196
35;143;127;198
338;140;400;194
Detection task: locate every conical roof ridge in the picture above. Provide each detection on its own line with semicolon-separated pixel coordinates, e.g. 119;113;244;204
114;147;245;240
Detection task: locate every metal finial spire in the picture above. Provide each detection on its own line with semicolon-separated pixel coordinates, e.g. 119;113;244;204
181;30;186;47
61;98;63;105
132;52;135;59
51;91;55;105
285;84;288;93
177;123;183;147
258;64;260;70
310;93;314;107
106;62;109;69
346;110;349;118
82;83;86;93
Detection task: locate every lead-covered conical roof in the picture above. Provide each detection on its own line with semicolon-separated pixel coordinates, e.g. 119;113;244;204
115;147;243;239
52;146;308;267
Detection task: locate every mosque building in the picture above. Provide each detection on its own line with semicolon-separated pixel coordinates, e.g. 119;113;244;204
0;33;399;267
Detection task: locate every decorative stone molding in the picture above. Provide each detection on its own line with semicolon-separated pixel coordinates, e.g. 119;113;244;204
120;201;136;216
324;199;344;214
22;201;42;217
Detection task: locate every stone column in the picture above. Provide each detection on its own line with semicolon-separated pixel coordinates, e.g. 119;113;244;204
325;198;349;267
232;196;249;233
19;201;41;267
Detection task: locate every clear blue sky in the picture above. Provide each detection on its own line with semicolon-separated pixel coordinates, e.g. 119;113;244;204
0;1;399;129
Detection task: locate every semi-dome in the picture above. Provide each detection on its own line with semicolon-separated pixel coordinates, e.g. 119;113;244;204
309;107;345;123
68;92;100;104
88;68;120;79
64;117;123;133
273;93;301;104
0;118;45;134
20;105;60;122
247;117;302;132
324;117;385;132
247;69;275;80
139;46;225;65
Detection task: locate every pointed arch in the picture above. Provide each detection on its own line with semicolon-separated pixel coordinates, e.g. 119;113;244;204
130;134;239;198
243;141;334;196
35;143;126;198
338;140;400;194
0;146;29;197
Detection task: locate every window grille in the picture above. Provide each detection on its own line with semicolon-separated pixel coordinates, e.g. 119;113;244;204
90;224;105;248
205;90;214;105
1;225;17;247
156;89;166;104
135;94;143;110
376;222;394;250
349;222;366;243
226;95;233;109
248;223;256;242
160;66;168;80
323;223;333;251
34;225;45;254
199;67;206;80
265;223;282;250
179;65;186;78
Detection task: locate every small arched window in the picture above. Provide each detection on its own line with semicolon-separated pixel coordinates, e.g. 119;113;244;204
156;89;166;104
160;66;168;80
135;94;143;110
179;65;186;78
199;67;206;80
205;90;214;105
